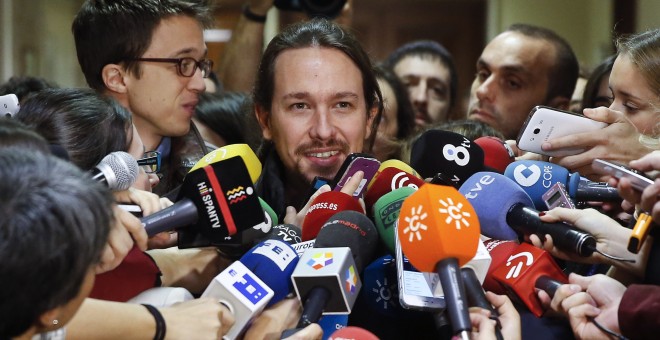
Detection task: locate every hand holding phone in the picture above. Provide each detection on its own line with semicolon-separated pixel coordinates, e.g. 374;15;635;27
592;159;654;191
516;106;607;157
331;153;380;198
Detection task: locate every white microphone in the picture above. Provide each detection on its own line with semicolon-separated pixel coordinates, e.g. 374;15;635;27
1;94;20;117
91;151;139;191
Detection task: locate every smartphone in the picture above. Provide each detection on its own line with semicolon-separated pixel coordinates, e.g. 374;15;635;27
332;153;380;198
394;223;445;311
592;159;654;191
516;106;607;157
542;182;576;210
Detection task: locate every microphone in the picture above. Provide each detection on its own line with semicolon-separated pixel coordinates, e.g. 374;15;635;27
1;94;20;117
431;239;492;298
474;136;515;174
364;164;425;212
461;267;504;340
490;243;567;317
377;159;421;177
91;151;139;191
142;155;264;245
189;143;262;183
504;160;620;210
329;326;379;340
214;197;280;258
460;172;634;262
290;211;378;328
397;184;481;340
202;239;298;338
410;130;484;187
362;255;406;318
265;223;302;245
482;239;519;295
372;187;417;254
301;191;364;241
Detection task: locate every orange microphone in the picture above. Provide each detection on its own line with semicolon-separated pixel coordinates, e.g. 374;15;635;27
397;184;480;340
301;191;364;241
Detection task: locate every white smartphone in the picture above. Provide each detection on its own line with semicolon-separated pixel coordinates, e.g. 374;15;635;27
394;223;445;311
516;106;607;157
592;159;654;191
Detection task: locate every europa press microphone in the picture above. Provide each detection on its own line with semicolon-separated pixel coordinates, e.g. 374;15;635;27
202;239;299;338
410;130;484;187
301;191;364;241
397;184;481;340
504;160;620;210
140;147;264;247
460;172;634;262
283;210;378;337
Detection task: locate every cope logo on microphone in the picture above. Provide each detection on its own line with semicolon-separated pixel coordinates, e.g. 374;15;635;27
307;252;334;270
504;251;534;279
345;265;357;294
226;185;254;204
513;164;541;187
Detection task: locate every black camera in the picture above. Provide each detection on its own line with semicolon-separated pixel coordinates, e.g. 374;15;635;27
273;0;347;19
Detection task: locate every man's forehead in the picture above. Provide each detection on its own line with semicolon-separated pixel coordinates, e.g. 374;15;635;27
482;32;555;76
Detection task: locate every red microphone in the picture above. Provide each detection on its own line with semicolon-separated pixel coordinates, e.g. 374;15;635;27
364;165;425;212
474;136;515;174
490;243;568;317
301;191;364;241
329;326;379;340
482;239;519;295
397;184;481;339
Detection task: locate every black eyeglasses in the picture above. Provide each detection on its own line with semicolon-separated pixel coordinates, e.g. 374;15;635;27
128;57;213;78
137;151;161;174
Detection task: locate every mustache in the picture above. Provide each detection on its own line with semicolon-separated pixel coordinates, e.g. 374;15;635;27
294;139;350;156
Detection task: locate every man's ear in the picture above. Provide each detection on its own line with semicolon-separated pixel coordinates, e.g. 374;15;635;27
547;96;570;111
255;105;272;140
101;64;128;94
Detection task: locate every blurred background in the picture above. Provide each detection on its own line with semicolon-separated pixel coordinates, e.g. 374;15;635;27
1;0;658;107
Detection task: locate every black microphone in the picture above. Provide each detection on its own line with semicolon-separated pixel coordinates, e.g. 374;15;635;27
142;156;264;245
461;268;504;340
410;129;484;187
91;151;139;191
285;210;378;336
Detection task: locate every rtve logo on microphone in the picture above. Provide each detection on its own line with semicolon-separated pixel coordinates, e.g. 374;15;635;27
504;251;534;279
512;164;541;187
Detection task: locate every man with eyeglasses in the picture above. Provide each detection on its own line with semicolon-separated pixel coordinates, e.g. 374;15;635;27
72;0;214;197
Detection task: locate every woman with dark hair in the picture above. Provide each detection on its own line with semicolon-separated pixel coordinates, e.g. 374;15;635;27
193;91;260;150
581;55;616;111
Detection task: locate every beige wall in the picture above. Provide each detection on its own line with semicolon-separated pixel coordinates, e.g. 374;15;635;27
637;0;660;32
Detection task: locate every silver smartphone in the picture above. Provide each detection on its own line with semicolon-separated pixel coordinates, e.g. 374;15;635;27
516;106;607;157
592;159;654;191
394;223;445;311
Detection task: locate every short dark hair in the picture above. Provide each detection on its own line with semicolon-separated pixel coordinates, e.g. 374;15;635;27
384;40;459;110
506;24;579;102
373;64;415;140
0;148;111;337
253;18;383;151
0;76;59;103
194;91;260;149
16;88;132;171
581;54;616;111
72;0;213;91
